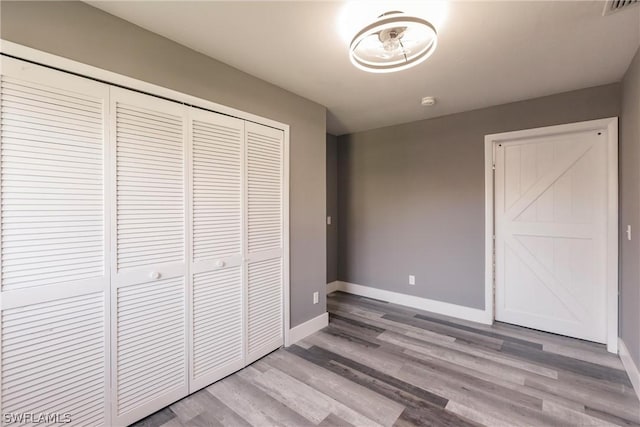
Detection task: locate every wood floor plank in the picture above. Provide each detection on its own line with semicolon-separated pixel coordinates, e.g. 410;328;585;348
206;372;313;427
542;342;625;370
400;348;587;413
323;324;381;348
158;419;183;427
237;365;333;424
304;329;405;375
289;344;448;408
261;350;404;426
541;400;620;427
524;375;640;423
584;406;640;426
381;313;505;350
329;312;386;334
401;330;559;378
131;407;178;427
501;340;632;386
329;306;456;345
414;313;543;349
182;413;224;427
170;390;224;424
318;413;355;427
181;394;251;427
444;401;514;427
392;406;482;427
250;363;387;427
377;330;550;383
398;363;569;427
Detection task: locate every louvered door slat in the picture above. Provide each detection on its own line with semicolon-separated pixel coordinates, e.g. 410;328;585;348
247;258;283;355
189;109;244;392
192;113;242;261
116;277;186;415
1;57;110;426
247;126;283;255
191;267;243;389
245;122;284;363
111;87;188;426
115;94;184;272
1;75;105;291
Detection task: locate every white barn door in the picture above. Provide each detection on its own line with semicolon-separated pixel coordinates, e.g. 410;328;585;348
0;58;111;425
495;126;611;343
110;87;189;425
189;108;245;392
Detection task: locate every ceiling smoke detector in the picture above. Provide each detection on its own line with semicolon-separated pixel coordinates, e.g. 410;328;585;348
349;11;438;73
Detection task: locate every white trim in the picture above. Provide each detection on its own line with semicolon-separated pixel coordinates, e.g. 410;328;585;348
283;127;291;347
0;40;288;132
619;338;640;402
327;281;340;294
484;138;496;325
287;312;329;345
606;118;619;353
330;281;490;324
484;117;619;353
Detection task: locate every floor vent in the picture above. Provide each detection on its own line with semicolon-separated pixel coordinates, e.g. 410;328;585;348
603;0;639;16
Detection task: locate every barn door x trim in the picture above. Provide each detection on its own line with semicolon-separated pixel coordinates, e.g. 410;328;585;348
484;118;618;353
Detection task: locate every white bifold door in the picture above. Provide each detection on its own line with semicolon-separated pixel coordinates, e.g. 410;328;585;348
110;88;189;425
189;109;245;392
0;59;111;424
0;57;286;426
494;127;611;343
245;123;285;364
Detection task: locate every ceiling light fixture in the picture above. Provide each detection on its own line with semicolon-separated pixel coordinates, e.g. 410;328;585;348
349;11;438;73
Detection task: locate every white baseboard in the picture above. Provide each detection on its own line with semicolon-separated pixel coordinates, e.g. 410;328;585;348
328;281;491;325
287;312;329;345
327;281;340;294
619;338;640;402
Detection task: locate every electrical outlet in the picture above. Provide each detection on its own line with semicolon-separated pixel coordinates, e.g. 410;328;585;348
627;225;632;241
327;216;332;225
313;291;319;304
409;275;415;285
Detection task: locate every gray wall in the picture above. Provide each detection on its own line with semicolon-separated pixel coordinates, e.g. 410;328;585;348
620;46;640;367
0;1;327;327
326;134;338;283
338;84;621;309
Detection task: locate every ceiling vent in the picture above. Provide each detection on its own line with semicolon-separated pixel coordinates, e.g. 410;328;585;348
602;0;639;16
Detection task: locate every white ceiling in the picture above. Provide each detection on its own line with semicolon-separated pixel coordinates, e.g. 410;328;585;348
88;1;640;135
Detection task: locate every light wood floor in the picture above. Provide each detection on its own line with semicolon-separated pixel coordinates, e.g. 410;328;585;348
133;291;639;427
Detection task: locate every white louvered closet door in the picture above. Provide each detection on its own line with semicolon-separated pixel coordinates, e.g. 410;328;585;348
189;108;245;392
245;122;285;363
110;87;188;425
0;58;111;426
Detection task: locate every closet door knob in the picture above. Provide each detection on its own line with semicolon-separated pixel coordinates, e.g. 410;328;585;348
150;271;161;280
215;260;225;268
